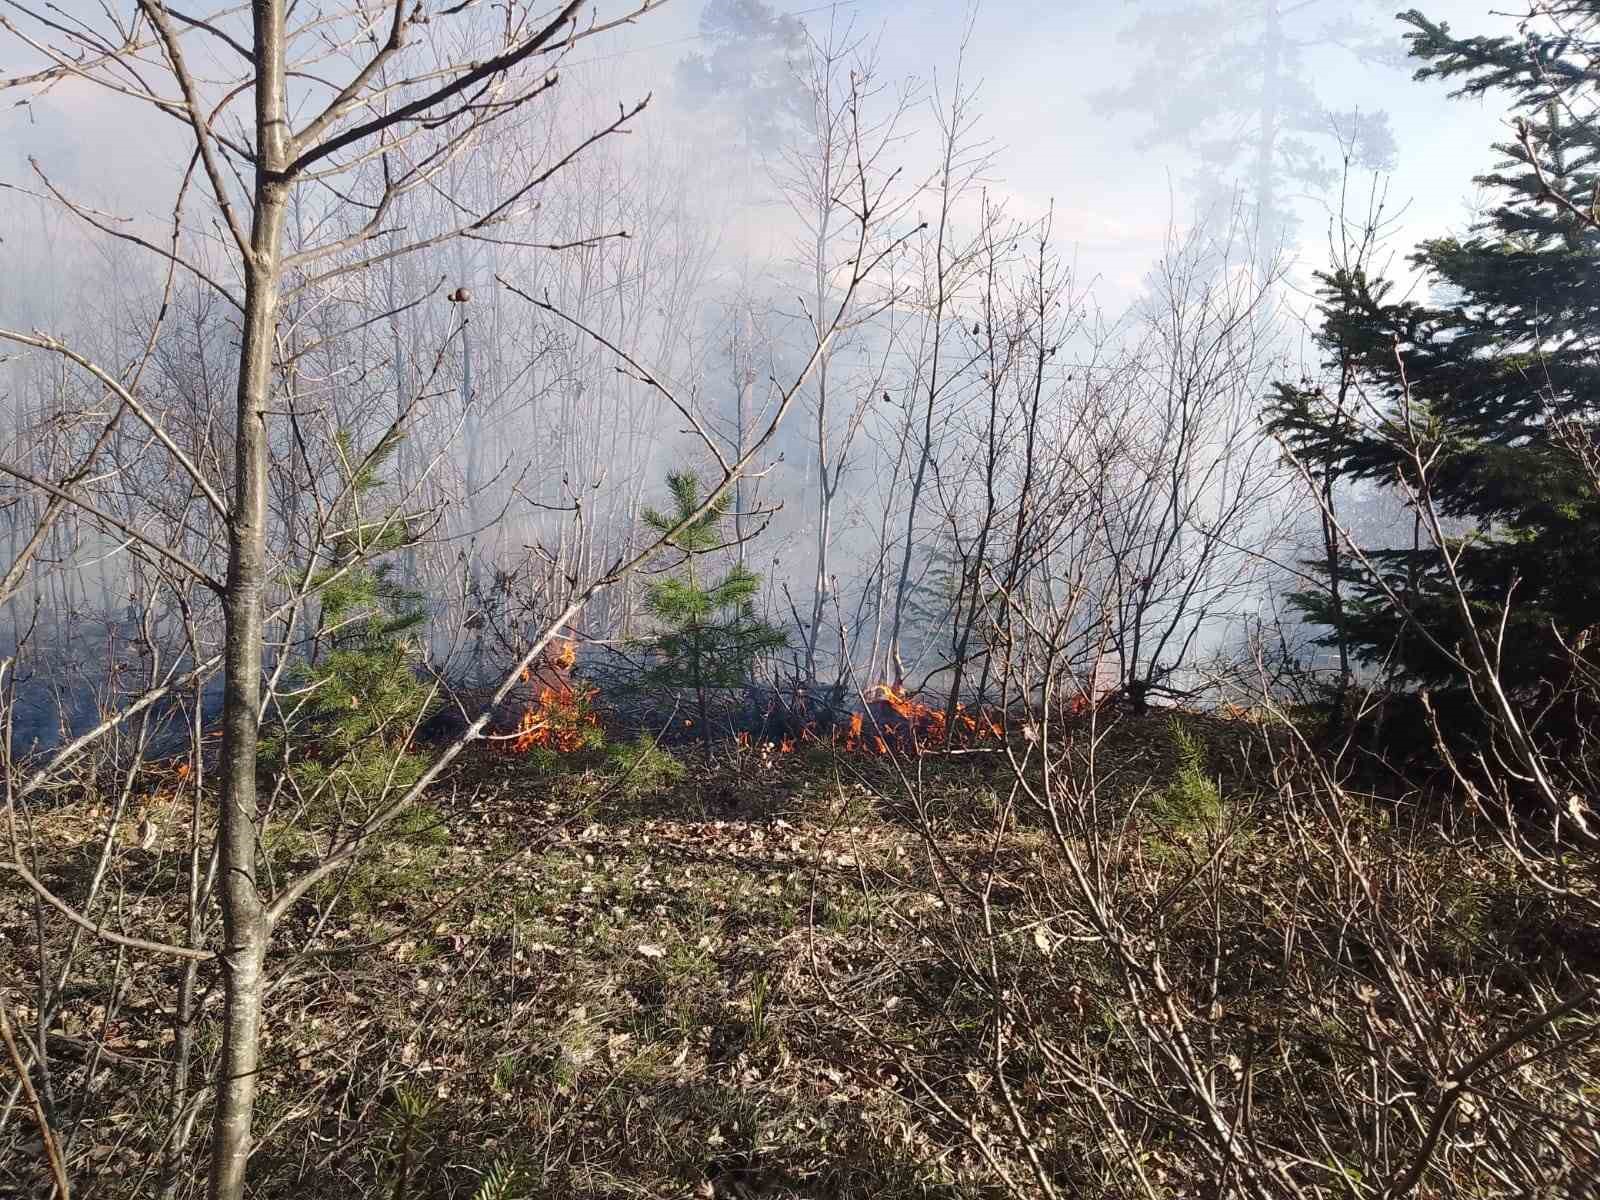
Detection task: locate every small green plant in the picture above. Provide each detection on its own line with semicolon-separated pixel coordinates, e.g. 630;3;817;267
521;745;561;775
262;429;436;826
636;471;787;752
644;940;719;1040
551;1006;602;1091
491;1052;523;1096
1436;873;1490;968
1148;719;1223;838
747;969;771;1048
603;735;686;797
314;801;449;916
383;1084;436;1200
816;888;872;934
470;1156;527;1200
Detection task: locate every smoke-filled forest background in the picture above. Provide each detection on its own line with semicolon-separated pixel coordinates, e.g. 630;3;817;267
0;0;1509;733
1;1;1597;1199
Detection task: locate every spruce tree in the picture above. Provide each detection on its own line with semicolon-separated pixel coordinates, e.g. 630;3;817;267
638;471;787;752
1265;270;1368;718
1272;8;1600;704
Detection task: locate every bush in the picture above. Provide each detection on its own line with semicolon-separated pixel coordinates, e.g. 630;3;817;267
635;471;787;751
310;801;450;916
260;431;438;857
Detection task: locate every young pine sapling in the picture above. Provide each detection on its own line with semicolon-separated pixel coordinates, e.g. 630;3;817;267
638;472;786;753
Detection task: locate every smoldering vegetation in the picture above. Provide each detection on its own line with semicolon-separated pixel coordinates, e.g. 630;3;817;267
0;2;1595;1198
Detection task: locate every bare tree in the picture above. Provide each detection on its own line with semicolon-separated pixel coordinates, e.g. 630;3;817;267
830;410;1598;1197
769;12;915;687
931;199;1092;717
1;3;650;1194
0;9;914;1194
880;35;994;685
1094;211;1292;712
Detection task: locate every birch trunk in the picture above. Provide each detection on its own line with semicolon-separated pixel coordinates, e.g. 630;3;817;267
209;3;288;1192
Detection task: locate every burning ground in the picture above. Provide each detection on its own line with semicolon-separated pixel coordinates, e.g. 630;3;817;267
0;709;1216;1197
430;640;1015;762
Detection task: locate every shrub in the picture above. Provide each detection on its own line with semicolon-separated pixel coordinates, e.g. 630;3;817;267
260;430;438;878
635;471;787;751
1148;719;1223;838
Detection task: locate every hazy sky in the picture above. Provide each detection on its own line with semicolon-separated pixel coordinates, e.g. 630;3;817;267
534;0;1523;295
0;0;1528;327
0;0;1543;682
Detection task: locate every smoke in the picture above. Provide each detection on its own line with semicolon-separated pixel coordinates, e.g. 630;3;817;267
0;0;1534;740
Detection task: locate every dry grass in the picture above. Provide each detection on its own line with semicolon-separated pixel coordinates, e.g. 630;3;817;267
1;711;1595;1199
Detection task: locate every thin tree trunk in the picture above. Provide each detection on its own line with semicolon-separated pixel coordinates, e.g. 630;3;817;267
734;313;750;570
887;293;947;684
887;162;961;684
1255;0;1283;250
945;361;1002;725
804;351;831;684
209;4;288;1191
1324;356;1355;725
389;257;417;589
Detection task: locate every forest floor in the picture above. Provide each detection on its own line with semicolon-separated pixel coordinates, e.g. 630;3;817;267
4;709;1596;1199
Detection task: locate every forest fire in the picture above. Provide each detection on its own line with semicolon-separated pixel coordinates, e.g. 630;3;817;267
853;683;1005;753
739;683;1006;757
496;639;601;756
735;730;797;755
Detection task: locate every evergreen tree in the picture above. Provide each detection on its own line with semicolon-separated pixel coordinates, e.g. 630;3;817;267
264;430;434;814
1096;0;1399;249
675;0;808;158
1271;8;1600;703
638;471;787;752
1266;263;1383;717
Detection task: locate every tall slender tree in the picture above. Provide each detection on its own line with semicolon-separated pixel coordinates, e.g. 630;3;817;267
1096;0;1399;250
675;0;809;159
676;0;809;583
0;4;667;1195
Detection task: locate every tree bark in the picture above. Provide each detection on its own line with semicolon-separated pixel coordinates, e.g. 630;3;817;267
209;2;289;1193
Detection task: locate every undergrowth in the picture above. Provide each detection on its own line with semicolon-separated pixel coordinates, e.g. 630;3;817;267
2;709;1594;1199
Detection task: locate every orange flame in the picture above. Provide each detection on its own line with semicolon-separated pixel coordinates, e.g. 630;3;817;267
787;685;1009;757
497;638;598;756
549;637;578;672
499;686;600;754
740;682;1015;759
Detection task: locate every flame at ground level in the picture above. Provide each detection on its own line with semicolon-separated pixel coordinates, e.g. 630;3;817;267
496;638;600;756
499;686;601;755
738;684;1009;757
